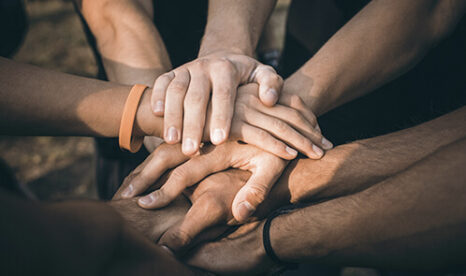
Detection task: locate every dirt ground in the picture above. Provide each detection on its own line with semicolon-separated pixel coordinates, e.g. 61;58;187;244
2;0;98;200
1;0;290;201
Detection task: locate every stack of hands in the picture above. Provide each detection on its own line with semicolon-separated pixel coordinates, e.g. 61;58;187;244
111;53;333;273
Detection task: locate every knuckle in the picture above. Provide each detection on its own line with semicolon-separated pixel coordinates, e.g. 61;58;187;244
268;74;283;84
138;168;152;183
157;73;173;83
256;129;270;140
169;167;188;184
168;80;188;93
214;89;233;102
202;194;226;215
185;91;206;105
165;228;193;248
123;172;137;186
214;58;235;71
272;119;288;132
244;93;259;106
195;58;209;67
259;64;276;73
247;185;267;203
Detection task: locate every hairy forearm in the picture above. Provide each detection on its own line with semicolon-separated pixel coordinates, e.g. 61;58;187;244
0;58;162;137
199;0;277;56
271;137;466;270
81;0;171;85
259;106;466;210
284;0;466;116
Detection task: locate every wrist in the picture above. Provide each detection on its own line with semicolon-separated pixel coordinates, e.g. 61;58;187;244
283;70;331;117
134;87;163;138
199;33;254;57
198;46;253;58
270;209;329;263
287;143;358;203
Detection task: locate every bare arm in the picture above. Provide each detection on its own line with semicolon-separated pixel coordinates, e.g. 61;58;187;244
199;0;277;57
284;0;466;115
80;0;171;86
0;189;195;275
151;0;294;156
270;137;466;269
187;107;466;273
0;57;161;137
269;106;466;205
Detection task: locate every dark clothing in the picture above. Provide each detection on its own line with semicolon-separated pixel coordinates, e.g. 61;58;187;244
0;0;28;57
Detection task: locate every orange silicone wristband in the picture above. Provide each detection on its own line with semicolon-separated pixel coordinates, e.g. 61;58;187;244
119;84;148;153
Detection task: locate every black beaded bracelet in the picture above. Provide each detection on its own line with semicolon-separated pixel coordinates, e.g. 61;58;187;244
262;207;299;270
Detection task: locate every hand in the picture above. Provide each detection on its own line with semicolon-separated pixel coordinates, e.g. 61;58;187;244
157;170;250;254
142;83;332;159
222;84;332;159
186;220;278;275
108;196;190;242
117;141;287;222
151;51;284;155
42;200;196;275
143;136;164;153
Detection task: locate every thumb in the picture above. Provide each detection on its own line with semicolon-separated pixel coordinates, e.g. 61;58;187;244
251;65;283;106
231;169;277;223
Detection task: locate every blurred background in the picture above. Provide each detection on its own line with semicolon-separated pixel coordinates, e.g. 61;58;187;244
0;0;290;200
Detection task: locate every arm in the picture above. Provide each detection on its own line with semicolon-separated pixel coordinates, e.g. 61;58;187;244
0;189;195;275
187;108;466;274
80;0;171;86
199;0;277;57
151;0;294;156
267;106;466;205
138;107;466;256
284;0;466;115
79;0;172;150
0;57;161;137
269;137;466;269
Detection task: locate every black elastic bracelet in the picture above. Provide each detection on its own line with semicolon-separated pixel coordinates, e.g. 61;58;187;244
262;207;299;270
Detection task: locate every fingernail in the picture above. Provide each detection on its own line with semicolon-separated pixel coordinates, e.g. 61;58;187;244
263;89;278;104
153;100;164;114
139;194;154;206
121;184;133;198
321;137;333;150
285;146;298;157
312;144;324;158
237;201;256;222
211;128;225;144
166;127;178;142
182;138;196;154
160;245;174;256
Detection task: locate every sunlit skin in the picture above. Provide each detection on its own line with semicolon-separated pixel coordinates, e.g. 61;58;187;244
119;107;466;261
78;0;330;157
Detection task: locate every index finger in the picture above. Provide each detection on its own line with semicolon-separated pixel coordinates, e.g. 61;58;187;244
137;145;230;209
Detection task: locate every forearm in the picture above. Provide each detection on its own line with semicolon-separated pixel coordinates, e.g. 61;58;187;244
262;106;466;207
0;190;120;275
0;58;162;137
271;137;466;270
199;0;277;56
81;0;171;85
284;0;466;115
